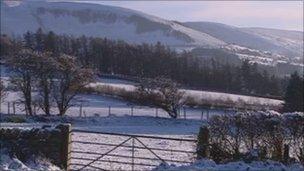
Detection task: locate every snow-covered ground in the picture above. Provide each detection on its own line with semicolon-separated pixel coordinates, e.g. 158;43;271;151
89;80;283;108
1;90;235;120
153;159;304;171
0;152;61;171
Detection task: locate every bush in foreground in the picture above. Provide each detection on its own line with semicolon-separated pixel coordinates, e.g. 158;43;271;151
198;111;304;164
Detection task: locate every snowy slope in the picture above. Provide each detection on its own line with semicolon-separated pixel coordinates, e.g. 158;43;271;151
0;0;225;47
241;27;303;57
184;22;303;58
88;81;283;108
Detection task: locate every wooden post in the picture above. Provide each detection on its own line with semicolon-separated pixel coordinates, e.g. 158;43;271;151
131;106;134;116
108;106;111;116
79;104;83;117
7;102;10;115
55;124;71;171
201;110;204;120
183;107;186;119
155;108;158;117
13;102;16;115
197;126;210;159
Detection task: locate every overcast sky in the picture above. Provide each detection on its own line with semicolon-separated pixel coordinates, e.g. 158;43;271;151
82;1;303;31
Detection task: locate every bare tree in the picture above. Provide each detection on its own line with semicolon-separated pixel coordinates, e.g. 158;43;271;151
0;80;7;113
34;52;57;116
52;54;93;116
137;77;184;118
7;49;41;115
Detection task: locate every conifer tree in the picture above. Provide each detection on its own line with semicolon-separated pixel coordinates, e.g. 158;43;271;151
283;72;304;112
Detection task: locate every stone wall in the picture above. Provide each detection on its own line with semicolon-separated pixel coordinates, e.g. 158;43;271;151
0;124;71;170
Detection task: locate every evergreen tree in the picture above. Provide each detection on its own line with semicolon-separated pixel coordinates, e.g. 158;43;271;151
23;31;35;50
283;72;304;112
44;31;57;53
35;28;45;51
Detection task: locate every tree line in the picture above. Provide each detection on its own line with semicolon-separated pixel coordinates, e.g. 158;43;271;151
1;29;283;97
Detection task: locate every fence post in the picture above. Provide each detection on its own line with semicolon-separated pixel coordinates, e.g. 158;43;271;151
155;108;158;117
201;111;204;120
207;109;210;121
79;104;83;117
13;102;16;115
108;106;111;116
55;124;71;171
131;106;134;116
183;107;186;119
7;102;10;115
197;126;210;159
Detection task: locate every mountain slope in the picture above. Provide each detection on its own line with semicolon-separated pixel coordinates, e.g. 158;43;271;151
0;1;225;48
183;22;302;57
241;27;303;57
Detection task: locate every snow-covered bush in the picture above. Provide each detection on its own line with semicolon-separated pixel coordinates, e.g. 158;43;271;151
203;111;304;164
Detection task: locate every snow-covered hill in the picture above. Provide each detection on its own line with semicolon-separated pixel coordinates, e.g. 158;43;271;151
0;0;225;48
1;0;302;66
241;27;303;57
184;22;303;58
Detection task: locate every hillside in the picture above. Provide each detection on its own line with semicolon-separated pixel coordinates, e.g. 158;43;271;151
183;22;303;57
0;1;224;48
1;0;303;67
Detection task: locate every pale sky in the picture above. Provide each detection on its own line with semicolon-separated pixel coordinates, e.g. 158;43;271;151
84;1;304;31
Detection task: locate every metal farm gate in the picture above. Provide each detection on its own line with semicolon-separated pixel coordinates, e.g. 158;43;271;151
69;129;197;171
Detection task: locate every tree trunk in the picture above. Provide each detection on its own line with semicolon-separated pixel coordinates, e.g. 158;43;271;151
43;81;50;116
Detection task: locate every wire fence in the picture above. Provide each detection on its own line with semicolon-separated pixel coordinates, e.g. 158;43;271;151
0;101;238;120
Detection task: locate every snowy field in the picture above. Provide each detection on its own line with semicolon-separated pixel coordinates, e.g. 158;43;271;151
1;90;235;120
88;79;283;108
